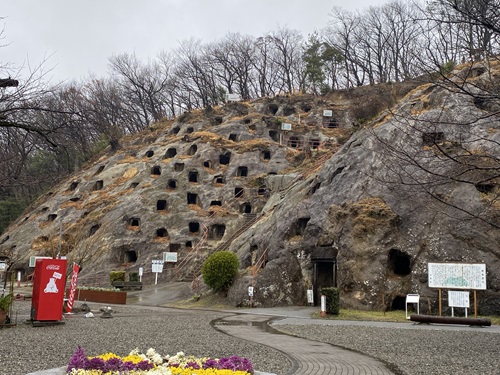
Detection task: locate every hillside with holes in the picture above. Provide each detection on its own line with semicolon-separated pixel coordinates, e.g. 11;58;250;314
1;62;499;313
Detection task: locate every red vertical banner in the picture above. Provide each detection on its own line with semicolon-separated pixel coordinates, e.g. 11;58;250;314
66;263;80;313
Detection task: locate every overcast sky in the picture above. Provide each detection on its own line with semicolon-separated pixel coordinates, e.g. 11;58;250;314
2;0;388;82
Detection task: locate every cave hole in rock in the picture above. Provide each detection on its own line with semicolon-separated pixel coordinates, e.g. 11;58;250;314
243;118;252;124
167;179;177;189
301;104;312;112
92;180;104;191
157;200;167;211
229;133;238;142
69;196;80;202
185;241;193;248
475;183;495;193
214;175;226;185
187;192;199;205
288;136;302;149
234;187;244;198
388;249;411;276
128;217;140;227
422;132;445;146
257;186;268;196
165;148;177;158
209;224;226;239
214;116;223;125
293;217;310;236
310;182;321;195
125;250;138;263
156;227;169;237
237;166;248;177
174;163;185;172
219;152;231;165
241;202;252;214
94;165;105;175
188;170;199;182
329;166;345;183
269;130;279;142
261;150;271;160
326;118;338;128
41;207;49;213
170;243;181;252
129;182;139;189
47;214;57;222
268;103;279;115
268;171;277;175
390;296;406;311
89;224;100;236
210;200;222;206
151;166;162;176
68;181;79;191
170;127;180;135
186;127;194;134
187;144;197;156
283;106;295;116
189;222;200;233
145;150;154;158
203;160;211;168
309;139;321;149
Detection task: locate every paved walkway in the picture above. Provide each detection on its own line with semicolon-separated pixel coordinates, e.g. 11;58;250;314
215;313;396;375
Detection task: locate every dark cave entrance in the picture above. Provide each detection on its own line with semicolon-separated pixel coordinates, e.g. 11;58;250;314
388;249;411;276
311;246;337;307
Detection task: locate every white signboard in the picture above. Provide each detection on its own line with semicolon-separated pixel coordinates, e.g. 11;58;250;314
248;286;254;297
29;256;52;267
226;93;241;102
323;110;333;117
152;260;164;273
428;263;486;290
163;252;178;263
0;261;6;271
307;290;314;304
281;123;292;131
448;291;470;308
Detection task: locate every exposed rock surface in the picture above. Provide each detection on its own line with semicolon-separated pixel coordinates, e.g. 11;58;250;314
1;64;499;314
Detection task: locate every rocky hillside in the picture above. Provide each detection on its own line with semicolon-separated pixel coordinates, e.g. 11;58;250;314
1;62;499;314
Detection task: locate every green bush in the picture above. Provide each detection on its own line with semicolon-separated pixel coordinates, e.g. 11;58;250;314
129;272;139;282
320;287;340;315
202;251;239;292
110;271;126;284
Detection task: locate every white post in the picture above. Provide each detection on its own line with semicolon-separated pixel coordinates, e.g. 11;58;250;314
155;272;158;285
321;295;326;317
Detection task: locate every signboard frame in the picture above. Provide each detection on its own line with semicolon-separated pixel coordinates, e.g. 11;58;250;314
428;262;486;290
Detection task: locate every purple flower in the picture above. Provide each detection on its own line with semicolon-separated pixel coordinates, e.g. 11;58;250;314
66;346;89;372
187;361;200;369
203;359;218;369
87;357;106;370
103;357;123;372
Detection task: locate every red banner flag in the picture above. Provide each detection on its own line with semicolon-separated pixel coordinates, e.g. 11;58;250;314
66;263;80;313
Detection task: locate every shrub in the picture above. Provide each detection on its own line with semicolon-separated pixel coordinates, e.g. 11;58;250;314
110;271;126;284
202;251;239;292
320;287;340;315
129;272;139;282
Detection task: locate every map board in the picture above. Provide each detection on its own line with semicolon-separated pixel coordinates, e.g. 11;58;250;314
428;263;487;290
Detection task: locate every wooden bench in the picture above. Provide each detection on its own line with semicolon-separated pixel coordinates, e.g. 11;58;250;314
112;281;143;290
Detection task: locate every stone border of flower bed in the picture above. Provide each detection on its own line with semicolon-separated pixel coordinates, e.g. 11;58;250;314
26;368;276;375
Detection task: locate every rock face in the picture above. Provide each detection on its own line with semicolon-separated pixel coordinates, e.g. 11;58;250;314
1;65;499;314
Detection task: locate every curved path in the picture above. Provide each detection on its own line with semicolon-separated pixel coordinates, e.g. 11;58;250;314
214;313;397;375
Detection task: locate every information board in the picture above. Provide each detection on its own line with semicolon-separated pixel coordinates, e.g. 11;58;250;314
448;291;470;308
428;263;486;290
163;252;178;263
152;260;164;273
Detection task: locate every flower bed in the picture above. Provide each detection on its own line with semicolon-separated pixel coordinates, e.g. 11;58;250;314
67;347;254;375
66;288;127;305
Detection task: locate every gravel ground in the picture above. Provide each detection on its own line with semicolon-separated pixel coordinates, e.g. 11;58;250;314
0;301;290;375
273;324;500;375
3;300;499;375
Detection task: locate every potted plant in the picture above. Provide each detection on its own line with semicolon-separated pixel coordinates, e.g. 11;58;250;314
0;293;13;324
